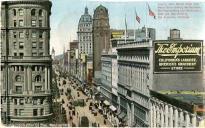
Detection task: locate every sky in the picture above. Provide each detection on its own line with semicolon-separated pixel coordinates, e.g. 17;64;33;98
50;0;205;55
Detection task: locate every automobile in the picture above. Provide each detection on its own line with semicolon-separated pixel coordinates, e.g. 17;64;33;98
63;80;66;85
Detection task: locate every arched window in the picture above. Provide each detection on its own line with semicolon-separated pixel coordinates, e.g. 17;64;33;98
19;9;23;16
13;9;16;16
35;75;41;82
15;75;21;82
39;9;43;16
31;9;36;16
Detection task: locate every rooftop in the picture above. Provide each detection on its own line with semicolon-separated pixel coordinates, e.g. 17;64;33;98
159;90;205;105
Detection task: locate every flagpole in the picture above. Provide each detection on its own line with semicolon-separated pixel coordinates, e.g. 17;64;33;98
125;14;127;43
145;2;148;40
134;9;136;41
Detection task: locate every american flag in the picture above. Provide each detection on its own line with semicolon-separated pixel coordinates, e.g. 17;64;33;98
148;4;156;19
135;11;140;24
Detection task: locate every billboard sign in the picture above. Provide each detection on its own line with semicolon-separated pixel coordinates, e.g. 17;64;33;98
154;40;203;73
111;31;124;39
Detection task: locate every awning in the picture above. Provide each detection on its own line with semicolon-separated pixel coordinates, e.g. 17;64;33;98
98;106;102;110
103;100;110;106
118;111;126;120
109;105;117;111
99;96;105;101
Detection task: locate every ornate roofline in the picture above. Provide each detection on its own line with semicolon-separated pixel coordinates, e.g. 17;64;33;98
2;1;52;8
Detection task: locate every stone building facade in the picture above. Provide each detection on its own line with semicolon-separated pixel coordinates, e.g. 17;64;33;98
1;0;52;124
117;39;152;127
93;5;110;78
77;6;92;56
101;54;112;103
77;7;93;84
68;40;78;77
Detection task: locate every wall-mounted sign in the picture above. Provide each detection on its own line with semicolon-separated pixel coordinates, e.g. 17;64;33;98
154;40;203;73
111;31;124;39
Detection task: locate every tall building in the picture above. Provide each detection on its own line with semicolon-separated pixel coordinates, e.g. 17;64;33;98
115;28;203;127
77;6;93;56
1;0;52;125
69;40;78;77
93;5;110;78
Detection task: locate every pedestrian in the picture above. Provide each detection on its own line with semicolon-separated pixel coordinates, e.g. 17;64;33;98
104;119;106;125
77;112;78;117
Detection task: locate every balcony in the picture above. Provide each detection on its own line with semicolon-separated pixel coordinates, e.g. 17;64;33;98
4;56;52;63
12;91;23;94
118;56;149;63
117;40;151;49
34;90;45;94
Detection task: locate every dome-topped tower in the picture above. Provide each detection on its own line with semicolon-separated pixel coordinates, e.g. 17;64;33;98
77;6;93;56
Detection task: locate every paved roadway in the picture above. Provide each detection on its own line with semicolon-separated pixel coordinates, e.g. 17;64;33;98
56;76;112;127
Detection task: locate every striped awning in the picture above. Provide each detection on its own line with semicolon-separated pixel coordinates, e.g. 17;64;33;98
109;105;117;111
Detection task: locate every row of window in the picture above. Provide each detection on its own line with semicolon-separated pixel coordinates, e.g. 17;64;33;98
13;19;43;27
15;75;42;82
14;98;43;105
79;36;92;41
15;85;43;94
13;52;44;57
13;9;43;17
13;42;43;49
79;28;92;32
10;66;45;72
13;31;44;39
14;108;44;116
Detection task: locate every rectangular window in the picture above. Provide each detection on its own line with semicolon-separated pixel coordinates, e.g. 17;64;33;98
39;52;43;56
19;42;24;49
13;32;17;38
19;99;24;105
32;52;37;56
31;20;36;26
40;99;44;104
19;9;23;16
14;20;17;27
19;32;24;38
33;109;38;116
39;20;42;27
33;99;37;105
39;31;43;38
39;42;43;49
19;109;23;116
40;108;44;115
19;53;24;58
14;109;17;116
19;20;23;27
32;31;36;38
13;42;17;49
32;42;37;49
14;99;17;105
16;86;22;93
14;53;17;56
35;86;42;92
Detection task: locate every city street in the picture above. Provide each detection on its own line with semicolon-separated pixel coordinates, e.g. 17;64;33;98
56;74;112;127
